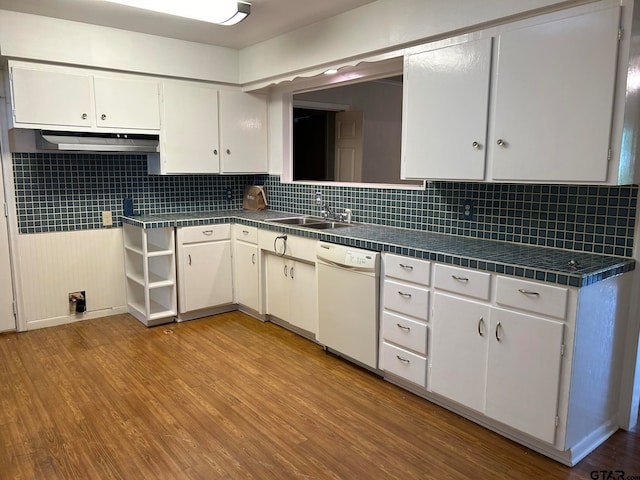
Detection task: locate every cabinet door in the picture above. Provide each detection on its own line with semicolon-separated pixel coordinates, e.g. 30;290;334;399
430;293;490;412
94;76;160;130
491;7;620;182
486;308;564;444
219;91;268;173
160;83;220;174
235;241;259;311
11;67;93;128
402;38;492;180
180;241;232;313
289;261;318;335
265;255;290;321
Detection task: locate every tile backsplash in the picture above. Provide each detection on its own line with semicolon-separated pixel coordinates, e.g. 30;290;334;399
13;153;638;257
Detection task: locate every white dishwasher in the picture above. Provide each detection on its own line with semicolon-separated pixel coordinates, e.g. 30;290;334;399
316;242;380;369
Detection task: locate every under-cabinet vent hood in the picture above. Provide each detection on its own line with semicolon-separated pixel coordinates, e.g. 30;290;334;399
36;130;159;153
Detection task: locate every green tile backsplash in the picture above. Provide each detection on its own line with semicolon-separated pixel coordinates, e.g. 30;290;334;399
12;153;638;257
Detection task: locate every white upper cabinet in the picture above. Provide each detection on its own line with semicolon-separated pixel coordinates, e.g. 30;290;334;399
490;7;620;182
402;38;492;180
153;82;220;174
11;67;93;128
402;6;622;184
8;62;160;132
219;91;268;174
93;76;160;130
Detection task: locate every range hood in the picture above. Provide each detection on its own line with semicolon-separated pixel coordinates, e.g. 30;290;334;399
36;130;159;153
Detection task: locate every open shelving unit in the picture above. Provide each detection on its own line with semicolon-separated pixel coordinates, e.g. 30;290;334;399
123;223;176;326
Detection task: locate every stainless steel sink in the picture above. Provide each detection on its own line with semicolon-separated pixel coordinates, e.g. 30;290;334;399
268;216;324;225
267;216;352;229
305;221;350;229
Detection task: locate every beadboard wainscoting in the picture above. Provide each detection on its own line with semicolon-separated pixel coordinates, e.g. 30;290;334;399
17;229;127;329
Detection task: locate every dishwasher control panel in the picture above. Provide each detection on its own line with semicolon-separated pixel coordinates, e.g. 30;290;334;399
316;242;379;271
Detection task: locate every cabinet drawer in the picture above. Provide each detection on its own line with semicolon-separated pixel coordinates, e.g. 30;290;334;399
381;311;428;355
496;276;568;319
234;224;258;244
383;279;429;320
179;224;230;244
381;342;427;387
434;264;491;300
384;254;431;286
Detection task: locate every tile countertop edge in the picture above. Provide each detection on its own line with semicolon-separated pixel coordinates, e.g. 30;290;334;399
121;211;636;288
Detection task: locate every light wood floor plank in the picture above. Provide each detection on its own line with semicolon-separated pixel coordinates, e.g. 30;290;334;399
0;311;637;479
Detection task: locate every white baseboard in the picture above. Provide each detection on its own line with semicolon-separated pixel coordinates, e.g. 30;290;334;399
26;306;128;330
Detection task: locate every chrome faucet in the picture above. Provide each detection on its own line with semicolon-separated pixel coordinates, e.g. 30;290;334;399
321;203;334;219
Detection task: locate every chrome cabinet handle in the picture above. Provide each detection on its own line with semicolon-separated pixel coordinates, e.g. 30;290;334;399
226;149;231;155
478;317;485;337
202;230;213;236
284;265;288;277
242;230;249;235
397;291;412;298
213;149;218;155
452;275;469;282
399;263;414;270
188;254;192;265
472;141;481;149
101;114;107;120
397;323;411;331
495;322;503;342
290;266;294;279
497;138;506;147
251;253;256;265
396;355;410;364
518;289;540;296
82;113;88;120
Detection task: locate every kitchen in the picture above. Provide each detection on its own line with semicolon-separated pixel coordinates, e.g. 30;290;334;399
0;0;639;477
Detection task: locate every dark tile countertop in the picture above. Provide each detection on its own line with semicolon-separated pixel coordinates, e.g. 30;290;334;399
122;210;635;288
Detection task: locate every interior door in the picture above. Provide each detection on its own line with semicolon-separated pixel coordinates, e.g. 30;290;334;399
335;110;363;182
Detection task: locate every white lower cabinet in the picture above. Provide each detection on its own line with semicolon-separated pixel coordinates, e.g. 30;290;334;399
233;225;260;312
176;224;233;318
430;293;490;413
486;308;564;444
379;254;431;388
265;254;317;336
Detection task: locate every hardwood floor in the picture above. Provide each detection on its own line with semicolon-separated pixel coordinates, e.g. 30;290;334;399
0;312;638;479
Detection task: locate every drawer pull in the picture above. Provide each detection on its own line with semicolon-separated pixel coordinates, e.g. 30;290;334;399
202;230;213;236
518;289;540;296
242;230;250;235
396;355;410;364
452;275;469;282
397;291;412;298
396;323;411;331
477;317;485;337
399;263;414;270
495;321;503;342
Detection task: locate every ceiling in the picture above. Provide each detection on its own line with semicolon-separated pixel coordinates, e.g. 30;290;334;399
0;0;378;49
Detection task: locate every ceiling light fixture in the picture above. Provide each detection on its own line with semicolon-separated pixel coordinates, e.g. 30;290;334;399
102;0;251;26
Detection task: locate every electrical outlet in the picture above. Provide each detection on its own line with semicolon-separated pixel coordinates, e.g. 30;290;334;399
102;210;113;226
225;187;233;202
315;191;323;205
463;200;474;220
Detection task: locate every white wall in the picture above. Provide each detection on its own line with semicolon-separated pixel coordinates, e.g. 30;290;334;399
0;9;239;83
16;229;127;330
239;0;593;86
